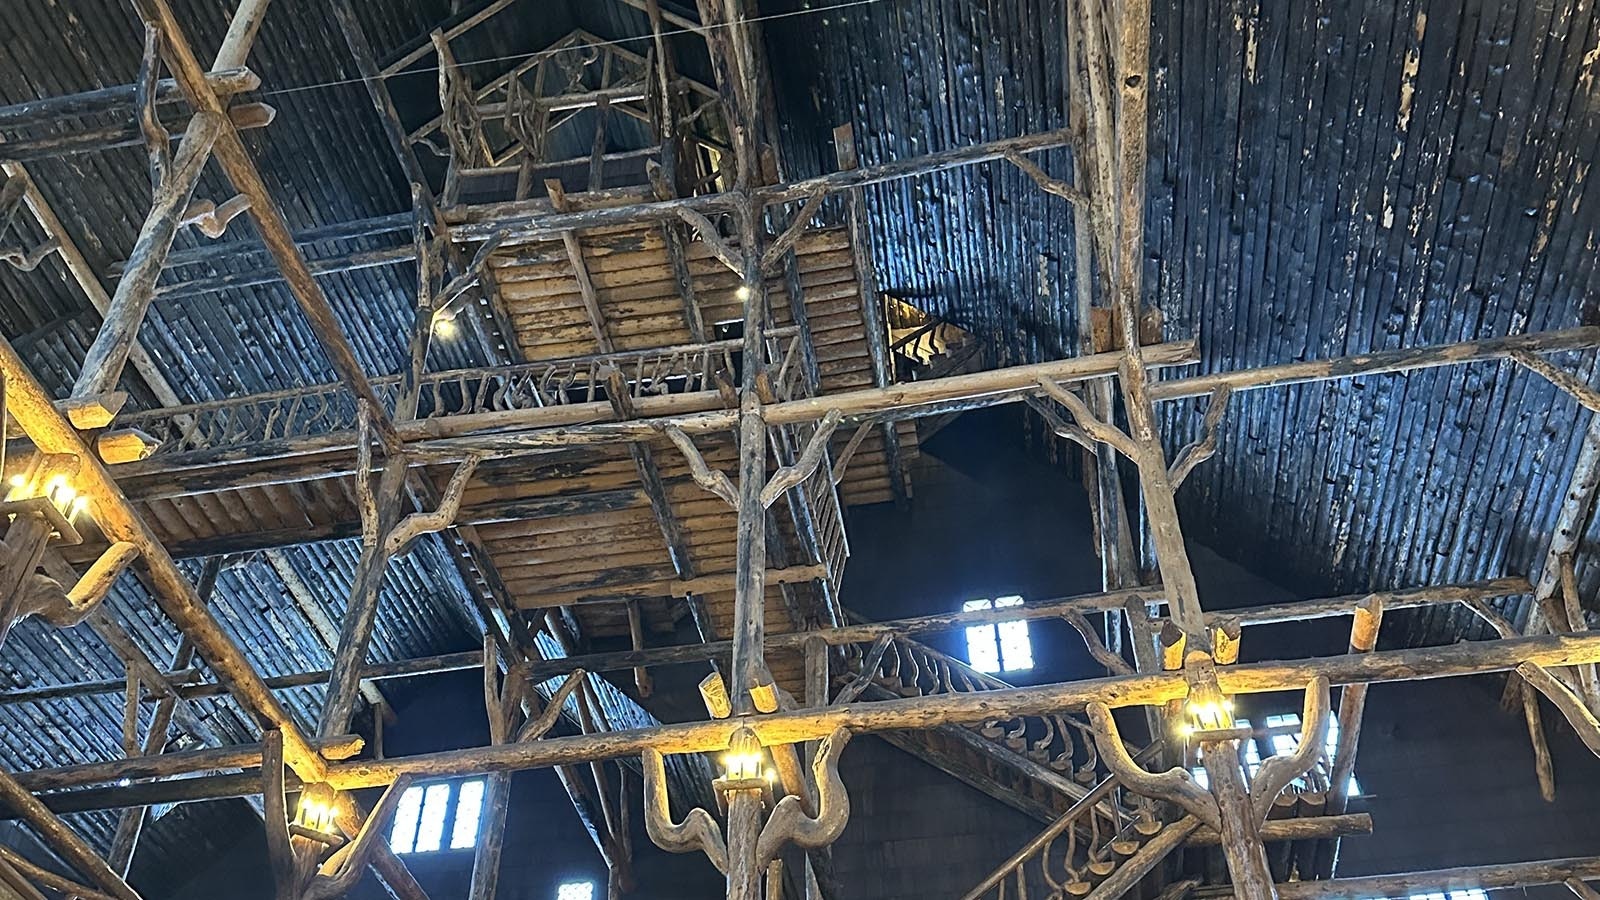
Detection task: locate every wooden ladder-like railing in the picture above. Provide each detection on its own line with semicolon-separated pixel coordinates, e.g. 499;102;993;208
958;771;1187;900
835;632;1145;823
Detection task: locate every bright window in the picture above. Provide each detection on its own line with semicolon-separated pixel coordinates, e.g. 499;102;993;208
1392;891;1486;900
389;779;488;853
557;882;597;900
962;596;1031;674
1261;711;1360;796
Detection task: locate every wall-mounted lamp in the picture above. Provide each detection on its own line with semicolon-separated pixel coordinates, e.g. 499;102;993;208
734;284;753;302
1176;694;1243;741
714;727;776;799
432;310;460;338
292;783;340;839
3;456;89;544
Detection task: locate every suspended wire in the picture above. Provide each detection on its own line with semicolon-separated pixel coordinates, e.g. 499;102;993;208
254;0;889;100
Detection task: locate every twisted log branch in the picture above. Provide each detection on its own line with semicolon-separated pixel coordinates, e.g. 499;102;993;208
1518;663;1600;757
305;776;415;900
760;190;827;272
516;670;587;742
1086;701;1219;829
674;207;741;273
666;427;738;505
1037;378;1140;460
756;726;853;864
642;747;728;873
383;453;482;556
1250;675;1330;823
1005;150;1088;207
1065;610;1135;676
761;410;841;508
1168;386;1232;488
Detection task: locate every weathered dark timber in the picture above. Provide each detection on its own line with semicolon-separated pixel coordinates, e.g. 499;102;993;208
445;128;1079;241
0;103;273;162
0;334;328;782
0;578;1522;712
0;68;257;129
0;766;142;900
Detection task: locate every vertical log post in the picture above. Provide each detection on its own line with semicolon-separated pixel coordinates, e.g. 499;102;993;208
833;124;908;507
1314;596;1384;877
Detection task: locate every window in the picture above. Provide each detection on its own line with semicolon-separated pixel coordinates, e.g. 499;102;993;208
962;596;1032;674
557;882;597;900
389;779;487;853
1261;711;1360;796
1388;891;1486;900
1188;713;1359;796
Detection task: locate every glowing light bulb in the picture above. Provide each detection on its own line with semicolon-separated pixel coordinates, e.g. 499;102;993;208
8;474;26;488
735;285;753;302
432;312;459;338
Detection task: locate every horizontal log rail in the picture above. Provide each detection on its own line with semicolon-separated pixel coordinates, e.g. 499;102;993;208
8;631;1570;797
0;68;259;129
1151;326;1600;400
0;577;1525;708
1194;855;1600;899
320;631;1600;788
444;127;1079;241
115;333;787;458
85;326;1596;508
103;340;1199;502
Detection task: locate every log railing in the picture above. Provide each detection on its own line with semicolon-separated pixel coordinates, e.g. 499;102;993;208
118;335;789;458
835;633;1139;788
959;772;1160;900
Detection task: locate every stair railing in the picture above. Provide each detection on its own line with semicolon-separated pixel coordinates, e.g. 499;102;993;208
958;770;1166;900
834;633;1143;789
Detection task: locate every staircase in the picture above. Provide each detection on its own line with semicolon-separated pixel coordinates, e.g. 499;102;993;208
885;298;987;438
834;633;1145;825
957;772;1180;900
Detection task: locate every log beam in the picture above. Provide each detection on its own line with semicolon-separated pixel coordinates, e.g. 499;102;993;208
317;631;1600;788
0;766;141;900
132;0;401;450
0;334;327;781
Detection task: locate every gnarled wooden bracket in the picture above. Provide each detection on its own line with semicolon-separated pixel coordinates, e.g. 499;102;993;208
760;189;828;273
1005;150;1088;207
135;24;171;191
1036;378;1140;460
665;427;738;505
382;453;481;557
642;747;728;873
1519;662;1600;757
1168;386;1232;488
180;194;252;239
830;422;873;486
14;541;140;629
1512;350;1600;413
760;410;842;508
303;774;413;900
755;727;853;865
1086;701;1220;829
1065;610;1134;676
1024;394;1095;452
0;239;59;272
674;207;741;274
1249;675;1330;824
436;233;506;316
516;669;586;742
263;729;413;900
